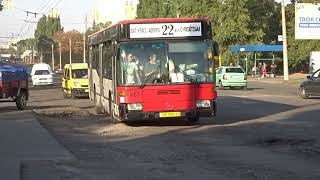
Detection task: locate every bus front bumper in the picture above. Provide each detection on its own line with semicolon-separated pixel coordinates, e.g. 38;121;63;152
119;101;217;121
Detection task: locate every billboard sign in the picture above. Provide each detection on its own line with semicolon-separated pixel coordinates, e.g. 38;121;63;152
130;22;202;38
295;3;320;39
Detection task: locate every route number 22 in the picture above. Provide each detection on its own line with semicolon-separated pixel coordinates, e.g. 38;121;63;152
162;25;174;35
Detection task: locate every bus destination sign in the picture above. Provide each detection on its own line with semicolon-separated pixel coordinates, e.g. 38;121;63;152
129;22;202;38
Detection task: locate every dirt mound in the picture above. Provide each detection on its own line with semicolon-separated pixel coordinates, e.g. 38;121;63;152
33;107;90;117
289;73;308;79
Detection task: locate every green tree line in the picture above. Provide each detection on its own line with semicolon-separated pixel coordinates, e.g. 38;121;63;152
137;0;320;73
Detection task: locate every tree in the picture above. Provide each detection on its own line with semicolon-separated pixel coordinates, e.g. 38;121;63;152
246;0;281;44
86;21;112;36
0;47;16;54
34;15;62;42
34;15;62;63
53;30;84;66
213;0;251;63
0;0;3;11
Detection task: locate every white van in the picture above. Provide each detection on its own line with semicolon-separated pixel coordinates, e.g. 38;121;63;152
31;63;53;86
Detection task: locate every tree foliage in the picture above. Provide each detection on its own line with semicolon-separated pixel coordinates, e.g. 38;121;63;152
86;21;112;36
0;0;3;11
34;15;62;63
34;15;62;49
53;30;84;66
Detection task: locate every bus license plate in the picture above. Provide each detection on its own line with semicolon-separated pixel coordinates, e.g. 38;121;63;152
85;89;89;92
160;112;181;118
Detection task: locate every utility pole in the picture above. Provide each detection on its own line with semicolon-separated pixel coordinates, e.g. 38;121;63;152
59;42;62;70
282;0;289;81
32;46;34;64
83;15;87;63
69;39;72;64
51;43;55;70
40;48;43;63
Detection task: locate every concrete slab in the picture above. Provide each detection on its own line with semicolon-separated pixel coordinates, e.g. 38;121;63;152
0;111;74;180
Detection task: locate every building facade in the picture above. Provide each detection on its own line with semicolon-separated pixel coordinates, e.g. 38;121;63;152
93;0;139;24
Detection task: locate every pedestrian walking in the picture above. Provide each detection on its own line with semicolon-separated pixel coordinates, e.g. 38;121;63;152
270;62;277;78
261;62;267;78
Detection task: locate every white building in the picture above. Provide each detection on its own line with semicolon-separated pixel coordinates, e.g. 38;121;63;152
93;0;139;24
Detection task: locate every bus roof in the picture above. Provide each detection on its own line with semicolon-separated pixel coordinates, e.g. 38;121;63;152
89;18;210;38
118;18;209;24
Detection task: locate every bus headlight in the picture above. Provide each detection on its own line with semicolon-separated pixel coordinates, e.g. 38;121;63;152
196;100;211;108
127;103;143;111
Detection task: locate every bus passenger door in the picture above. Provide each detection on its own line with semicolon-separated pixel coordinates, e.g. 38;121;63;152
89;46;93;100
111;42;118;117
99;44;104;111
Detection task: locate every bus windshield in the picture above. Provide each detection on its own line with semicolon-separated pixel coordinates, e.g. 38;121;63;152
118;41;215;86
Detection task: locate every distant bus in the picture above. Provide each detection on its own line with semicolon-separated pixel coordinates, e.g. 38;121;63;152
88;18;218;123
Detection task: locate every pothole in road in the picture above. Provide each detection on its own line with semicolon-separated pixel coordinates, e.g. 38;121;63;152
33;107;91;118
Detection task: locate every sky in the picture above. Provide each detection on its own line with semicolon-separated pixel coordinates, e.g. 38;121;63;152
0;0;96;46
0;0;292;46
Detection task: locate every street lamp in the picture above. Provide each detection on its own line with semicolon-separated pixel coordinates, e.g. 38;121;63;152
164;1;180;18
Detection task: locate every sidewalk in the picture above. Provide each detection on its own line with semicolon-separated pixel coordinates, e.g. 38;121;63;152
248;74;307;85
0;110;74;180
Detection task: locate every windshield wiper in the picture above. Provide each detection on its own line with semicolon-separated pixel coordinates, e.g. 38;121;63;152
139;65;161;89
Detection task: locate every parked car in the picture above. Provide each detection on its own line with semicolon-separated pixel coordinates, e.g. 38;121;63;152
0;65;29;110
216;66;247;89
299;68;320;98
62;63;89;98
30;63;53;86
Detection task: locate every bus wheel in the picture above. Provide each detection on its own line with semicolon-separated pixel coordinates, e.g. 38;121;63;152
16;91;27;110
109;98;119;124
94;91;103;114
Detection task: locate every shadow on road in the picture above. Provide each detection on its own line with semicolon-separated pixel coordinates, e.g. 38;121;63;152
34;100;320;180
123;96;297;127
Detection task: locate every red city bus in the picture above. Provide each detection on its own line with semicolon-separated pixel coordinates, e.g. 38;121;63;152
88;18;218;123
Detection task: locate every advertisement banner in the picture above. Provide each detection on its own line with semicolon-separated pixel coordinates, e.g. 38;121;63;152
295;3;320;39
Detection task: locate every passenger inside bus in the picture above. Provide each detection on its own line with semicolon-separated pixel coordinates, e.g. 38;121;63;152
143;53;161;83
166;57;184;83
125;53;141;84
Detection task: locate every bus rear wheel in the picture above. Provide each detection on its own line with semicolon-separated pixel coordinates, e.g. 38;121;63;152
109;98;120;124
94;91;103;114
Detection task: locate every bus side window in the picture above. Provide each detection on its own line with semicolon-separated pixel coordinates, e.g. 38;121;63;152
102;41;112;80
